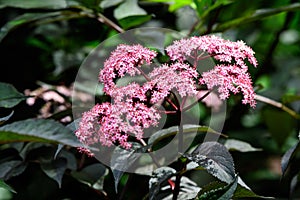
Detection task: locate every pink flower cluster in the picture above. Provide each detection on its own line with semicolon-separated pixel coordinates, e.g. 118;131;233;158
75;35;258;153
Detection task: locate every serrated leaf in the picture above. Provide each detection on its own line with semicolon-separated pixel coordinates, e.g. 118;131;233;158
0;0;68;9
224;139;262;152
184;142;235;183
0;179;16;193
0;118;82;147
40;157;67;188
0;160;27;180
0;83;26;108
281;141;300;176
114;0;147;20
149;166;176;200
196;175;238;200
71;163;107;188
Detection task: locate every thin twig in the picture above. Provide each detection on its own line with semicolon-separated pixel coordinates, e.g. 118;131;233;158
255;94;300;120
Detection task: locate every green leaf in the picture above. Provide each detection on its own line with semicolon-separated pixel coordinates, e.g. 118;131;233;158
110;142;143;192
0;179;16;193
113;0;147;20
149;166;176;200
184;142;235;183
0;160;27;180
233;184;273;199
0;83;26;108
224;139;262;152
0;11;83;42
148;125;224;148
40;157;67;188
100;0;124;9
71;163;107;189
0;0;68;9
282;94;300;104
118;15;152;29
213;3;300;32
194;0;233;19
262;107;296;148
196;175;238;200
0;118;82;147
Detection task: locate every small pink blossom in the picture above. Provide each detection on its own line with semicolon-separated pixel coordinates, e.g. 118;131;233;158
200;64;256;107
166;35;258;69
145;62;198;104
75;102;161;150
99;44;157;95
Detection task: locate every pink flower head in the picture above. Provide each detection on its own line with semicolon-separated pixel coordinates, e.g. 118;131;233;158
166;35;258;69
144;62;198;104
99;44;157;95
75;102;161;150
200;64;256;107
166;35;258;107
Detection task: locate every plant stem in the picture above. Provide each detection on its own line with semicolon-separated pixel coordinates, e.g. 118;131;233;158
255;94;300;120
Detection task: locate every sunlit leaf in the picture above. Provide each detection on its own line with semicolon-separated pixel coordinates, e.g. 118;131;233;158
0;119;82;147
100;0;124;9
0;0;68;9
114;0;147;20
0;83;26;108
184;142;235;183
0;179;16;193
224;139;262;152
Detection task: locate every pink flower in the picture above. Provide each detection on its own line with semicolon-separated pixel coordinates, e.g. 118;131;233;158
76;35;258;153
166;35;258;69
166;35;257;107
99;44;157;95
75;101;161;150
200;64;256;107
144;62;198;104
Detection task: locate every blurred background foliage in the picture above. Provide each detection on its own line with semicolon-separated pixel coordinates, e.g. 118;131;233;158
0;0;300;199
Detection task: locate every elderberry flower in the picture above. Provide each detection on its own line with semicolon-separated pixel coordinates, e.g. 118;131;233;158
145;62;198;104
75;102;161;150
166;35;258;107
99;44;157;95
